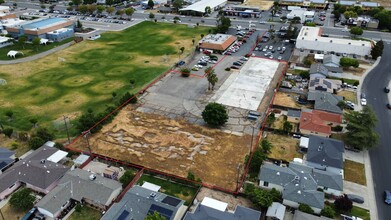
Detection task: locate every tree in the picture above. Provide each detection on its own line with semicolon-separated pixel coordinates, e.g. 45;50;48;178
216;16;231;33
334;194;353;212
119;170;135;187
172;0;184;12
0;0;5;5
271;1;279;21
344;10;358;19
125;7;134;19
321;205;336;218
34;127;54;141
106;6;115;16
87;4;97;15
192;39;195;45
76;109;98;133
18;35;27;49
96;5;105;14
247;148;266;174
147;0;154;9
78;4;88;14
204;6;211;15
282;121;292;134
77;19;83;29
149;12;155;20
72;0;82;6
116;9;124;17
245;184;280;208
371;40;384;59
350;26;363;37
340;57;359;68
29;118;38;127
205;67;218;90
299;204;315;214
344;106;379;150
5;110;13;120
187;171;195;180
179;46;185;54
266;112;275;126
32;37;41;51
3;128;13;138
9;188;35;211
260;139;272;154
112;92;117;100
145;211;166;220
28;137;45;150
180;68;190;77
202;102;228;127
129;79;135;88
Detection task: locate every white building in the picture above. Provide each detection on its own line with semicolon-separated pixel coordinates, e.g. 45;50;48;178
180;0;227;14
296;26;372;56
287;9;315;23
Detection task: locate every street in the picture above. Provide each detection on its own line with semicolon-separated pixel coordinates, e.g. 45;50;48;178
362;42;391;220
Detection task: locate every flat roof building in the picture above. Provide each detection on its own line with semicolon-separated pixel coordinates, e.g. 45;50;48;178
287;9;315;23
339;0;380;9
6;17;75;41
180;0;227;14
198;34;237;52
296;26;372;56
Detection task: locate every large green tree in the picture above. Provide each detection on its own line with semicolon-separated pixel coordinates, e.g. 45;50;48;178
340;57;359;68
125;7;134;19
245;184;281;209
334;194;353;212
9;188;35;211
371;40;384;59
344;10;358;19
344;106;379;150
119;170;135;187
202;102;228;127
147;0;154;9
216;16;231;33
349;26;363;37
172;0;184;12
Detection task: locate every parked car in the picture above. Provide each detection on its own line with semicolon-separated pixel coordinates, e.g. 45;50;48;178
269;45;273;50
230;65;239;69
277;47;281;51
384;86;390;93
387;104;391;109
241;57;249;61
360;98;367;106
384;190;391;205
203;50;211;55
176;61;185;66
347;194;364;204
278;56;282;60
292;134;301;139
233;62;242;66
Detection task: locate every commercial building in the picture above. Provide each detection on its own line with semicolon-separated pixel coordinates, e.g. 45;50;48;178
338;0;380;10
179;0;227;15
296;26;372;56
287;9;315;23
6;17;75;41
0;6;16;20
198;34;237;53
223;5;261;18
280;0;327;9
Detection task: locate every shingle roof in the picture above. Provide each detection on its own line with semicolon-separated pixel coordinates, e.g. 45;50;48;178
102;185;184;220
307;91;343;114
325;66;343;73
307;135;345;169
309;78;341;93
300;111;332;135
287;109;301;118
309;63;329;77
37;168;122;215
323;54;340;67
184;204;261;220
293;210;333;220
313;169;343;191
0;146;69;195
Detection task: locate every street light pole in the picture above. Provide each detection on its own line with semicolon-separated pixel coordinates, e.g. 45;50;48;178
63;115;70;144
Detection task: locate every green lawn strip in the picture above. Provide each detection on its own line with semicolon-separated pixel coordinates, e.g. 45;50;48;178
0;21;210;136
350;206;370;220
344;160;366;186
69;206;101;220
137;174;199;206
328;76;359;86
0;37;75;60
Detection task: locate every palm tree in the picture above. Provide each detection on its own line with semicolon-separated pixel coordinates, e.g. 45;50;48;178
209;74;218;90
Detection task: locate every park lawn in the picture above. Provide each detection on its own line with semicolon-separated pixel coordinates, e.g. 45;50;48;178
0;37;75;60
137;174;199;206
265;133;302;161
69;206;101;220
0;21;209;137
344;160;366;186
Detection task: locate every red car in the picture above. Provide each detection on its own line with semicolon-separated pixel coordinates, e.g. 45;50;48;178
203;50;211;55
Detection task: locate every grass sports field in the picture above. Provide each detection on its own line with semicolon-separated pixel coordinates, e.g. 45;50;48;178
0;21;209;136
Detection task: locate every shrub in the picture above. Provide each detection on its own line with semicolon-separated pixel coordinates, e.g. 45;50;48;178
332;125;343;132
187;171;195;181
321;205;336;218
299;203;315;214
334;194;353;212
3;128;13;138
201;102;228;127
225;67;231;71
180;68;191;77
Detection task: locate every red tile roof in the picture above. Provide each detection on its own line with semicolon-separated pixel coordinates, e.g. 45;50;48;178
299;110;342;135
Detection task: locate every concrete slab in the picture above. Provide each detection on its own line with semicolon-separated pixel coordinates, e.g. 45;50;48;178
212;57;279;111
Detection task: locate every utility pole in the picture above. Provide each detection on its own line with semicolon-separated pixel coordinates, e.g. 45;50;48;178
83;131;92;154
63;115;70;144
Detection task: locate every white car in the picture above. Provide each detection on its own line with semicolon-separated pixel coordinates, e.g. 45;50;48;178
278;56;282;60
269;45;273;50
360;98;367;106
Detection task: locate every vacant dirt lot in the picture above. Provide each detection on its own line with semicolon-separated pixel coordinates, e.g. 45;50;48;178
264;132;302;161
273;92;303;108
71;106;250;190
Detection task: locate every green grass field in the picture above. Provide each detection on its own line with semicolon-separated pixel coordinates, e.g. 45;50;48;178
69;206;101;220
0;22;209;137
137;174;199;205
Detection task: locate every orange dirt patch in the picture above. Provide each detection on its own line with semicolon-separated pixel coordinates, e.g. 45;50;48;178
71;106;250;190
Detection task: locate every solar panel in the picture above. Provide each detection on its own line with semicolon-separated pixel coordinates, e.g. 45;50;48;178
162;196;182;207
0;161;7;170
148;204;173;220
117;210;130;220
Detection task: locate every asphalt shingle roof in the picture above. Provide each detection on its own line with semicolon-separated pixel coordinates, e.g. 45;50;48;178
323;54;340;67
293;210;333;220
307;135;345;169
307;91;343;114
287;109;301;118
309;63;329;77
184;204;261;220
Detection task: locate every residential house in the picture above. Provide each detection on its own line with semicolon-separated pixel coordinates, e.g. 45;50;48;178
259;161;343;213
37;168;122;218
307;91;343;114
184;197;261;220
0;144;69;200
266;202;286;220
102;185;186;220
306;135;345;176
310;62;343;78
293;210;333;220
287;109;301;124
299;109;343;137
308;77;342;93
323;54;341;68
0;148;15;174
338;0;380;11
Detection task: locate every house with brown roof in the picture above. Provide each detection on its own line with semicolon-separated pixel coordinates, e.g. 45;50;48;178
299;109;342;137
198;34;237;53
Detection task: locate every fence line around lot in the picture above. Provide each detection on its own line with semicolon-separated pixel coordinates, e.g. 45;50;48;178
114;168;145;203
65;30;288;196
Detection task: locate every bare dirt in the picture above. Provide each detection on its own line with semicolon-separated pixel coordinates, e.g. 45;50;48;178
71;105;250;190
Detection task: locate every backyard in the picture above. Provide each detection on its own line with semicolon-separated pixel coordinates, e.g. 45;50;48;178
137;174;199;205
344;159;366;186
0;202;26;220
69;205;101;220
0;21;209;136
70;106;250;191
264;132;302;161
338;90;357;104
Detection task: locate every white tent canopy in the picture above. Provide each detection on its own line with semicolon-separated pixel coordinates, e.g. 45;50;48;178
7;50;23;58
